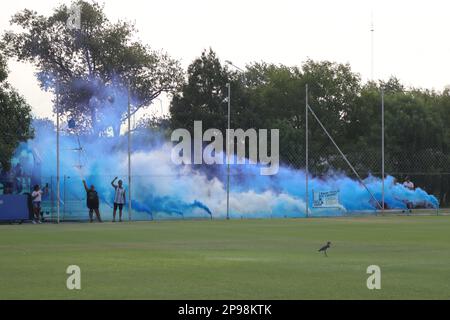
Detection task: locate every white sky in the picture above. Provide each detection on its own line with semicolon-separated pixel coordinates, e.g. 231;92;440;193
1;0;450;120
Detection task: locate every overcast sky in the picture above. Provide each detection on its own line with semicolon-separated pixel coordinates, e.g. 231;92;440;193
1;0;450;120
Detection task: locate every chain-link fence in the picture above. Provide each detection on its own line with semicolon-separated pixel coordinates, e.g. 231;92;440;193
35;168;303;222
5;136;448;222
279;99;449;215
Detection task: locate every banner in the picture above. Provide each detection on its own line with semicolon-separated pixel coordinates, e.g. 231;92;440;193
312;190;340;208
0;194;31;221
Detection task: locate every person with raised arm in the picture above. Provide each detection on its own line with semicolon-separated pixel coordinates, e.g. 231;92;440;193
31;183;48;224
82;180;102;223
111;177;126;222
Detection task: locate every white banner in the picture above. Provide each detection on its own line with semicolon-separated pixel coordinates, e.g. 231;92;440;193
312;190;340;208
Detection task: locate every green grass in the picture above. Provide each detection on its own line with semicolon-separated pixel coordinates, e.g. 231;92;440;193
1;216;450;299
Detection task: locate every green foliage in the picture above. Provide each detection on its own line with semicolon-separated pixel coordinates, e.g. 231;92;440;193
0;52;34;171
170;49;233;133
169;52;450;204
3;0;183;137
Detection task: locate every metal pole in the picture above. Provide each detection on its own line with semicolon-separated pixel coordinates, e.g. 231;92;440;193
56;87;60;224
127;80;132;221
63;175;66;219
305;84;309;218
225;60;245;73
158;98;163;115
226;83;231;220
50;176;54;218
381;89;385;215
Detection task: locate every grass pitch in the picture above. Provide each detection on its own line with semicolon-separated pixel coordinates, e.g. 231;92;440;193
1;216;449;299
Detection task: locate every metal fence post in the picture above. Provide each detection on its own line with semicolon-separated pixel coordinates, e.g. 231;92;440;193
63;175;66;220
381;88;385;216
226;82;231;220
128;80;132;221
305;84;309;218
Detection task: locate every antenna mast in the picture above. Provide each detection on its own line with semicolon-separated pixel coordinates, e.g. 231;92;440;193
370;12;374;81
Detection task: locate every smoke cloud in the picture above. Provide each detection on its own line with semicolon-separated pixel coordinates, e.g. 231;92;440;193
16;76;438;220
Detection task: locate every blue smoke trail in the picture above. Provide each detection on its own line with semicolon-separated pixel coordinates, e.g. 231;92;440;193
19;127;439;220
15;75;439;220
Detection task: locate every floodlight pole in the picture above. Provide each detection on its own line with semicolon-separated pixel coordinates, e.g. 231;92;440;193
56;87;60;224
381;88;385;215
224;60;247;221
225;60;245;73
305;84;309;218
154;97;163;116
127;80;132;221
63;175;66;218
226;82;231;220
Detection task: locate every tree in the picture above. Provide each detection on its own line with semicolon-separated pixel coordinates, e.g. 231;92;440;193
170;56;364;169
170;49;236;133
245;62;303;129
169;51;450;207
302;59;361;139
243;60;362;171
3;0;183;137
0;51;34;171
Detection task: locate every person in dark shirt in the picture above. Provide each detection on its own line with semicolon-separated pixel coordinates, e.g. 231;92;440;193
14;163;23;177
82;180;102;222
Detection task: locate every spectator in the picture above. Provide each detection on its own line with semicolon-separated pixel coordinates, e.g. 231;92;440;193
31;184;48;224
403;176;415;190
82;180;102;223
14;163;23;177
111;177;126;222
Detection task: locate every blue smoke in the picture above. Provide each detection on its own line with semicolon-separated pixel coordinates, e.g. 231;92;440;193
21;126;439;220
16;75;439;220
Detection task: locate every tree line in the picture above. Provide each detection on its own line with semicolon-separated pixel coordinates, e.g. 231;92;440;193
170;49;450;205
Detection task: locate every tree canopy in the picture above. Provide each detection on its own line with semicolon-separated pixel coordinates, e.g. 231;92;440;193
169;49;450;205
0;51;34;171
3;0;183;137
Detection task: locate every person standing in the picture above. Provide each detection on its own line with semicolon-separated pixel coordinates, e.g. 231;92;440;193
403;176;415;190
82;180;102;223
31;184;48;224
402;176;415;213
111;177;126;222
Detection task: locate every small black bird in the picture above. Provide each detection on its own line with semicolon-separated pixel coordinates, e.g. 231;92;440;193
318;241;331;257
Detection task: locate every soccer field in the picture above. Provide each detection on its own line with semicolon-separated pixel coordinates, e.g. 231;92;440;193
1;216;449;300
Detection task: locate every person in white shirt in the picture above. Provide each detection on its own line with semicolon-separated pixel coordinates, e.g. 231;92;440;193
31;184;48;224
403;176;415;190
111;177;126;222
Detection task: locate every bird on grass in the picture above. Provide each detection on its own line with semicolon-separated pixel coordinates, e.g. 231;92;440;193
318;241;332;257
